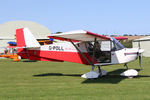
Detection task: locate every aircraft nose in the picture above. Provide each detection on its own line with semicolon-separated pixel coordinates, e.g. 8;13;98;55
138;49;144;54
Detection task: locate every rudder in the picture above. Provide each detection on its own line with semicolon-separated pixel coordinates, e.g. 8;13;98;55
16;28;40;48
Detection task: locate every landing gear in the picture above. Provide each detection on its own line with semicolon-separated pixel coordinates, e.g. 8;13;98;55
92;65;95;71
92;65;103;77
97;65;102;77
121;63;139;78
81;65;107;79
120;69;138;78
70;38;108;79
124;63;128;69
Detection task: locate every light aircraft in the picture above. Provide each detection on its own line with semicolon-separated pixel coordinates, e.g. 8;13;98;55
15;28;144;79
0;47;20;62
0;42;20;61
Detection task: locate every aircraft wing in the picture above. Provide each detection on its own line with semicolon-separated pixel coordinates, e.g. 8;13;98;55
48;30;110;42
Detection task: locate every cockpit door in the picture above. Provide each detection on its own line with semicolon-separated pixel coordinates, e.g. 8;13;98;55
85;40;111;63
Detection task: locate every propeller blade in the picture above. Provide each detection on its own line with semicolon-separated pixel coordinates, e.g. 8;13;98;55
139;54;142;70
138;41;141;49
138;41;144;70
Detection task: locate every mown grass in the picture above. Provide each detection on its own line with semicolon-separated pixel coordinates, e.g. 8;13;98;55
0;57;150;100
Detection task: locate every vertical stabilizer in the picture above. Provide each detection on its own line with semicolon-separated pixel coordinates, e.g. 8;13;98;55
16;28;40;48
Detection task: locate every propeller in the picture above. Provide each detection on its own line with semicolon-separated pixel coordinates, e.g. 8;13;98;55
138;41;144;70
138;53;142;70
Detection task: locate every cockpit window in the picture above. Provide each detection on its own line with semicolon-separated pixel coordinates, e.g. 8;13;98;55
111;37;125;51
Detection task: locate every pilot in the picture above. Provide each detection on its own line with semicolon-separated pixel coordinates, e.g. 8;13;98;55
95;42;102;59
87;42;93;55
4;48;8;54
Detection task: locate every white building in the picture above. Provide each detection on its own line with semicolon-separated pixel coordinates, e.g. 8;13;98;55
132;36;150;57
0;21;51;53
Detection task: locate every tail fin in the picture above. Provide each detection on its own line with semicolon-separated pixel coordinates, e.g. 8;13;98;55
16;28;40;48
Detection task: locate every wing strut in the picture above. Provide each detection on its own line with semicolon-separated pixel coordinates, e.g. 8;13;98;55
69;38;101;71
70;38;103;78
92;38;97;65
69;40;93;65
91;38;97;70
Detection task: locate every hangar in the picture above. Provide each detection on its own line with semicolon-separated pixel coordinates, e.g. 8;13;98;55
132;36;150;57
0;21;51;53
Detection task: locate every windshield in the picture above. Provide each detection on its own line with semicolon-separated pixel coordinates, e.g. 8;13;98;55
111;37;125;50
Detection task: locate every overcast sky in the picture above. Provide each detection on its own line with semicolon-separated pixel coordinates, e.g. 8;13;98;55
0;0;150;35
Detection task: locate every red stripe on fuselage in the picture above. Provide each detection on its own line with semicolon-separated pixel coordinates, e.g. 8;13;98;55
19;50;95;65
124;52;137;55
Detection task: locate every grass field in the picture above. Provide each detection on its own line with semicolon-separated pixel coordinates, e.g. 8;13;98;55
0;57;150;100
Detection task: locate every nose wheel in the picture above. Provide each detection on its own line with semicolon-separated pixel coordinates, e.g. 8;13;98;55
124;63;128;69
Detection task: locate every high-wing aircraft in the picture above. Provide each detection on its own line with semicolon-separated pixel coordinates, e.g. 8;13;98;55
15;28;144;79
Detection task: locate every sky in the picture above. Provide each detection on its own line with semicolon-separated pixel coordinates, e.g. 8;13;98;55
0;0;150;35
